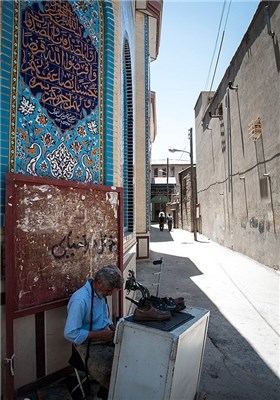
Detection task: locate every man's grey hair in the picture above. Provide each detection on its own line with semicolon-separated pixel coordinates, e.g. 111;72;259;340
94;265;124;289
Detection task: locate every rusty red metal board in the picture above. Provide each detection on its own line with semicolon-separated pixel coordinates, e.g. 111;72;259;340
5;172;123;315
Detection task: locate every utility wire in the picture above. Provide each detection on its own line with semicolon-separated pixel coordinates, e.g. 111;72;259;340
200;0;232;125
209;0;232;93
209;30;225;93
204;0;227;91
170;142;190;163
173;1;233;163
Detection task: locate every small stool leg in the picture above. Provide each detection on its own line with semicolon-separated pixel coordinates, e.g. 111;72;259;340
72;368;86;399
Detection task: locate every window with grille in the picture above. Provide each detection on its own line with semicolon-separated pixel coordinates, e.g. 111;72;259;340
123;40;134;233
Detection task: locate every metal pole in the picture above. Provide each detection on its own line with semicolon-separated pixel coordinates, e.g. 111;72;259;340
166;157;169;204
179;172;183;229
188;128;197;241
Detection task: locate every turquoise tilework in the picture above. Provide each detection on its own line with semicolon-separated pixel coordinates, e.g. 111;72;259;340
0;0;13;228
13;0;102;184
102;2;115;185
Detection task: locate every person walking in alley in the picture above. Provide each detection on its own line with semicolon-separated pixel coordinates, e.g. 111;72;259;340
159;212;165;231
158;210;165;218
64;265;124;399
166;213;173;231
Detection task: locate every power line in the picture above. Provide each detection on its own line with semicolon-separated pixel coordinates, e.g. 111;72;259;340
200;0;232;126
204;0;227;91
209;0;232;93
204;0;232;93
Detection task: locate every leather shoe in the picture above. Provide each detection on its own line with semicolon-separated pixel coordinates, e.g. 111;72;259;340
133;305;171;321
174;297;185;306
141;296;178;312
161;296;186;312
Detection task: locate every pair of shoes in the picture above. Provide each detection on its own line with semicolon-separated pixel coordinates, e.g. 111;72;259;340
134;296;186;313
133;304;171;321
126;295;186;314
140;296;178;312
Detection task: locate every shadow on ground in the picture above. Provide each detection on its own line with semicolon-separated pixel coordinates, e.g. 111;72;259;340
150;224;209;244
136;234;280;400
150;225;175;242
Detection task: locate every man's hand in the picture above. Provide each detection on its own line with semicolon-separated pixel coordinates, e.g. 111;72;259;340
89;327;114;342
109;324;116;331
100;328;114;342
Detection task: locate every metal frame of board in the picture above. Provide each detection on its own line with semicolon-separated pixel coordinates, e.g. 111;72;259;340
5;172;124;398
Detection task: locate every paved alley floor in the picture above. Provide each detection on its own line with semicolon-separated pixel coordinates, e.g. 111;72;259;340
135;225;280;400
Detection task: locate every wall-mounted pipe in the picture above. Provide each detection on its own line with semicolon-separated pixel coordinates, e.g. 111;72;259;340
209;111;222;119
264;5;275;38
228;81;238;91
226;87;233;193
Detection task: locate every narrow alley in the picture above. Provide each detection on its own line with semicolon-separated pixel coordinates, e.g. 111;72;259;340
135;225;280;400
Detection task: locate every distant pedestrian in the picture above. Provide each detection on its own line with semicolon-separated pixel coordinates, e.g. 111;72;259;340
158;210;165;219
166;213;173;232
159;212;165;231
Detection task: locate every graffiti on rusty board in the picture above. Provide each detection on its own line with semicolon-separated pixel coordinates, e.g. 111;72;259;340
51;231;117;259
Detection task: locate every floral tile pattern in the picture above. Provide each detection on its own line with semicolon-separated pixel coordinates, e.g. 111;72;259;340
13;0;103;183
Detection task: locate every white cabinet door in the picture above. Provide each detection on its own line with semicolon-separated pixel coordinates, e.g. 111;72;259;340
109;307;209;400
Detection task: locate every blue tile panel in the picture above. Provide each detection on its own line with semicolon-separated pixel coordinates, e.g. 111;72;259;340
102;1;115;186
0;0;13;228
11;0;103;184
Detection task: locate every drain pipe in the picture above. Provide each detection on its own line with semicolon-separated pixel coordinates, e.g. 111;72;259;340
226;87;232;193
264;5;275;38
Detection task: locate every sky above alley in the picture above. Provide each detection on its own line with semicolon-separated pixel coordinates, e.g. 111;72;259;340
151;0;260;163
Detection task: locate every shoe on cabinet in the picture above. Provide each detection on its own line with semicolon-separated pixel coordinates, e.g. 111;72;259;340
133;304;172;321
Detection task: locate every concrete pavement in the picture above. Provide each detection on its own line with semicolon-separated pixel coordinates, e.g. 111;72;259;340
136;224;280;400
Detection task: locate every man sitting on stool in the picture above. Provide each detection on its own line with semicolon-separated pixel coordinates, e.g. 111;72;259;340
64;265;124;399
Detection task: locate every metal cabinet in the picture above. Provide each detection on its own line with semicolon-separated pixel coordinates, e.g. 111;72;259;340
109;307;209;400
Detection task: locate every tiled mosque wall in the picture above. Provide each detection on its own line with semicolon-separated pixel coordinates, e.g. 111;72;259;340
12;0;103;183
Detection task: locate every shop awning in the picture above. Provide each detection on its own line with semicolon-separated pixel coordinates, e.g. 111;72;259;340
151;195;168;203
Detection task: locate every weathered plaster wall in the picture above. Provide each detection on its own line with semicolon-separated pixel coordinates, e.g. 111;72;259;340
195;2;280;269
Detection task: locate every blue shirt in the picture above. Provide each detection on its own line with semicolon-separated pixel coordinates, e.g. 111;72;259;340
64;279;112;345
